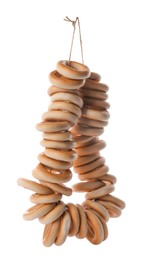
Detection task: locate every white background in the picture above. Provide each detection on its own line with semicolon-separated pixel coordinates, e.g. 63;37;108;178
0;0;152;259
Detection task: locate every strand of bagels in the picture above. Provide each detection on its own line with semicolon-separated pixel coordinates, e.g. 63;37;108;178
71;71;125;243
17;60;90;245
17;60;125;247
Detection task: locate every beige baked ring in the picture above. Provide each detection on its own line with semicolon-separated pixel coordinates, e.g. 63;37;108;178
57;60;90;79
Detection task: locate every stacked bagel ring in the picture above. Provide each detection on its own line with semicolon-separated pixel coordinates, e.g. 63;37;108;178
17;60;125;246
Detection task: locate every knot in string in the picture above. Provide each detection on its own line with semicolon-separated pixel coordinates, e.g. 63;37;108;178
64;16;77;27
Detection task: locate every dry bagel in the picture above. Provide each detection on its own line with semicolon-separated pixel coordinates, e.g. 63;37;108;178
56;60;90;79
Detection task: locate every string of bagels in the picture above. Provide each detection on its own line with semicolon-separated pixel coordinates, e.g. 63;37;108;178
17;17;125;247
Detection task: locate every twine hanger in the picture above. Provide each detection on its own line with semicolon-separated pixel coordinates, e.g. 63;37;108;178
64;16;84;65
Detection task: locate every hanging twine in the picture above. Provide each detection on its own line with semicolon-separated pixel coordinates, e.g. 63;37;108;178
64;16;84;64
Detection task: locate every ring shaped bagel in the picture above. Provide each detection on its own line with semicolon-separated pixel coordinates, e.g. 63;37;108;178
73;180;104;192
36;121;71;133
85;210;104;245
32;163;72;184
98;174;117;185
42;131;72;141
44;148;77;162
48;101;82;118
89;72;101;82
48;85;80;96
23;203;55;221
49;70;85;89
40;181;72;196
85;184;115;200
99;194;126;210
41;139;75;150
39;202;65;224
55;211;71;245
42;110;78;125
73;153;100;167
43;218;60;247
96;200;122;218
56;60;90;80
74;157;105;174
89;209;108;241
17;178;52;195
51;92;83;108
67;203;80;236
38;153;72;170
83;200;109;222
30;193;62;204
76;204;88;239
71;124;104;137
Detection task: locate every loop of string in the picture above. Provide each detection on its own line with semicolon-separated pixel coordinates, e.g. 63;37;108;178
64;16;84;65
